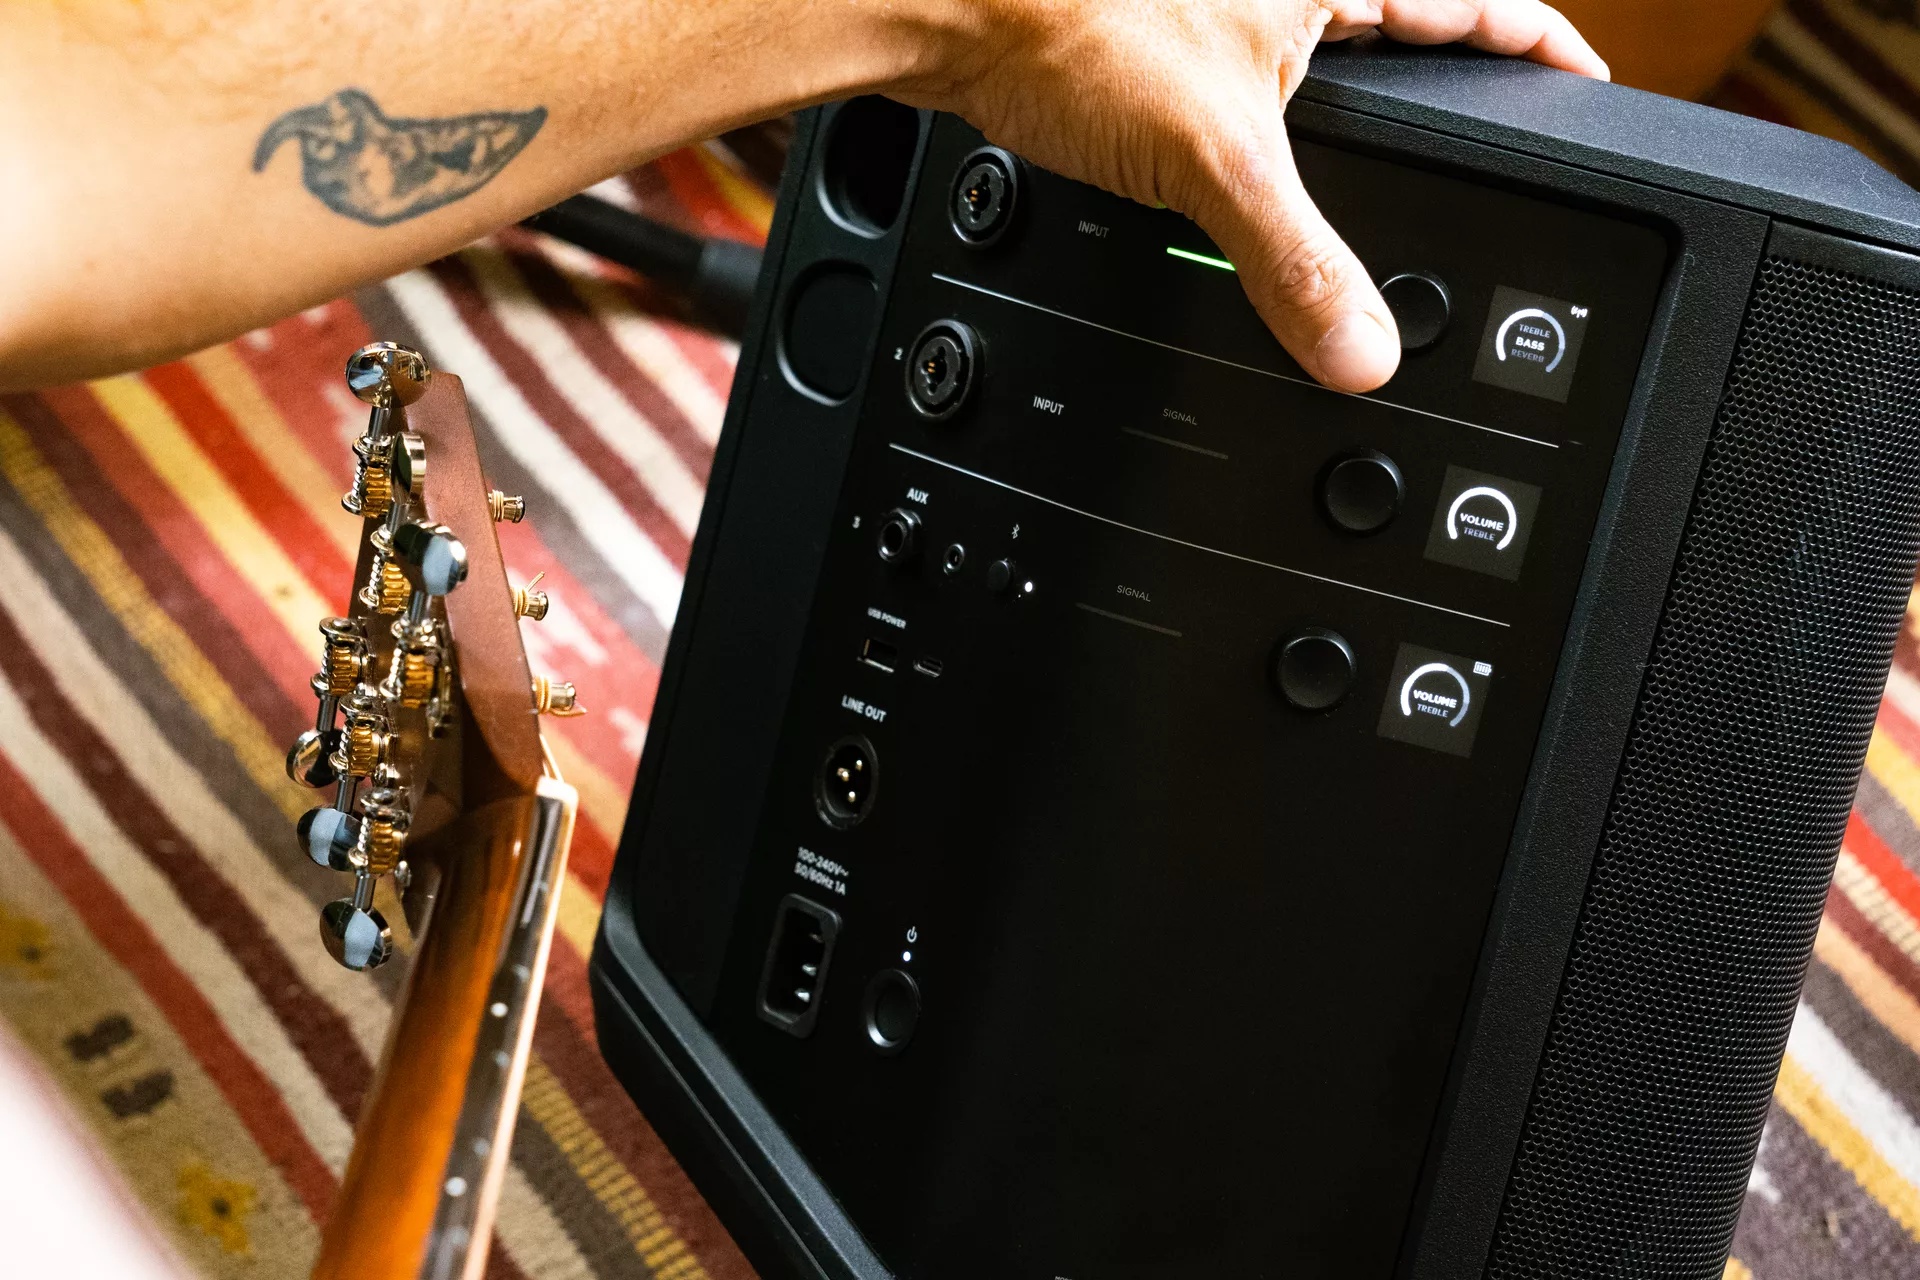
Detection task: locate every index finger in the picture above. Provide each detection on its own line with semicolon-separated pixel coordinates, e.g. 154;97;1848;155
1365;0;1610;80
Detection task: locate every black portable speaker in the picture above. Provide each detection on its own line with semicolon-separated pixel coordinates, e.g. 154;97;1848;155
590;45;1920;1279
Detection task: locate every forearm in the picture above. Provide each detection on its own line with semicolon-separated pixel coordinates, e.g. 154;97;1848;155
0;0;955;390
3;1;1612;396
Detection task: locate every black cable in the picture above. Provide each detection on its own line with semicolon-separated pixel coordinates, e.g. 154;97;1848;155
523;194;764;340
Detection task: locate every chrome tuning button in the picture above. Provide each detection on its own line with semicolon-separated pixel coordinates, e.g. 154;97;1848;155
297;805;360;872
392;431;428;505
342;343;430;518
390;521;469;626
320;891;392;972
286;728;344;789
346;342;432;411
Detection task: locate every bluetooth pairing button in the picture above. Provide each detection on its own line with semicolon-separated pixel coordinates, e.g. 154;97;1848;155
1424;465;1543;582
1377;643;1494;758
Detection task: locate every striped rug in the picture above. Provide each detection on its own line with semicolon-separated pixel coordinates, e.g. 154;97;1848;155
0;142;766;1279
4;23;1920;1274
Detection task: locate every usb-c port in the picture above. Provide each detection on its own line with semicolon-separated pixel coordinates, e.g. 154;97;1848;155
860;637;898;674
913;656;944;678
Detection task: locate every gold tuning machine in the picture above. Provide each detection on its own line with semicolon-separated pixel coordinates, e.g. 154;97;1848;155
513;571;550;621
532;674;584;717
346;436;395;520
333;691;389;782
385;638;439;709
320;616;366;696
287;617;369;789
367;558;412;614
354;787;409;877
488;490;527;523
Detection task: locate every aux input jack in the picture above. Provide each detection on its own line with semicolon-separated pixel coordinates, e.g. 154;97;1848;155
877;508;922;565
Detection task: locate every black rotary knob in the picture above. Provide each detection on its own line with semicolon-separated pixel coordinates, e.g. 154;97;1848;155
1273;628;1357;712
1321;451;1405;536
1380;273;1451;351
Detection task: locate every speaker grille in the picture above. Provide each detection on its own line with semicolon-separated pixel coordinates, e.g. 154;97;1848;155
1486;255;1920;1277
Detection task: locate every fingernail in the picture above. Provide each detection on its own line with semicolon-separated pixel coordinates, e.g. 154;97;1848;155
1315;312;1399;393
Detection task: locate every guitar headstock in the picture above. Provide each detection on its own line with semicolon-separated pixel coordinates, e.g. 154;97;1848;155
285;342;580;970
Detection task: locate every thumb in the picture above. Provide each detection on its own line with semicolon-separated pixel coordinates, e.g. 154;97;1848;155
1187;120;1400;393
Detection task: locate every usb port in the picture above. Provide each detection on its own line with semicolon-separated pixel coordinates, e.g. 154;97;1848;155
913;656;945;678
859;637;898;673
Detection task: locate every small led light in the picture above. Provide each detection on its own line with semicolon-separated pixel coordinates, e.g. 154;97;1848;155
902;950;913;963
1167;246;1236;272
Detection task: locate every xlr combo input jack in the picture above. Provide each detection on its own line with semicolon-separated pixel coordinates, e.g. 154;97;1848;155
905;320;981;421
950;146;1021;246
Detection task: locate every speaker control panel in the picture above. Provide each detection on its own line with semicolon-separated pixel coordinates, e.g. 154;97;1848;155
720;115;1672;1279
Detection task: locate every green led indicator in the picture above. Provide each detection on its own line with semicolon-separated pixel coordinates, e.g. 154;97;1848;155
1167;246;1236;272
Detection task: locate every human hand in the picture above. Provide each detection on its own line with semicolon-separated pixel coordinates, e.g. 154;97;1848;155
891;1;1608;392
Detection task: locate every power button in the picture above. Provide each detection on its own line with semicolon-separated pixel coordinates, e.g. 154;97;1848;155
863;969;921;1055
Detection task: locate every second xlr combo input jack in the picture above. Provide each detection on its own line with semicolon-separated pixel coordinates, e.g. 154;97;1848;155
905;320;981;421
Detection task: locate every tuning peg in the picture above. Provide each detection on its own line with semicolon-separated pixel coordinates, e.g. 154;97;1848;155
343;344;429;518
332;691;388;781
390;432;428;506
318;617;368;696
286;728;344;788
392;521;469;596
320;893;392;971
531;674;584;717
488;490;527;523
512;571;550;621
290;617;368;784
385;636;440;709
297;805;360;872
346;343;431;410
362;553;412;615
355;787;409;876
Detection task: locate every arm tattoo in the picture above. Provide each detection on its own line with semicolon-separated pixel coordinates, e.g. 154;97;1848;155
254;89;547;227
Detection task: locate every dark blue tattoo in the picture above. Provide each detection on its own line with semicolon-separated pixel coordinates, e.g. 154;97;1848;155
255;88;547;227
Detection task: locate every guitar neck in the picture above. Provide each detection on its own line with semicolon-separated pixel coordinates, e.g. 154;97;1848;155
313;776;577;1280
